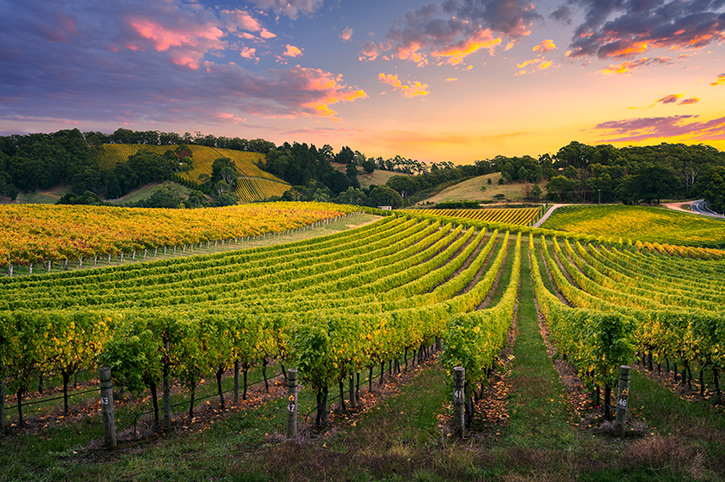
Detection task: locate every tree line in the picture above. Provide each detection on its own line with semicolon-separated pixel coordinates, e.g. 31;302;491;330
1;129;724;213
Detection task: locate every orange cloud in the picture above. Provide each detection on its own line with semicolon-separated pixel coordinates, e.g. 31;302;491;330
679;97;699;105
533;39;556;53
431;29;501;65
517;58;541;69
597;57;670;75
712;74;725;87
378;73;429;98
515;58;553;75
284;44;303;57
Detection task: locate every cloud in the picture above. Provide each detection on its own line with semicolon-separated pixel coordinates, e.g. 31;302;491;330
712;73;725;86
514;57;554;75
431;28;501;65
126;16;226;69
247;0;324;20
283;44;303;57
240;46;258;61
597;56;671;75
655;94;682;105
564;0;725;60
360;0;541;66
378;73;430;98
0;2;366;124
594;115;725;142
533;39;556;52
679;97;700;105
339;27;353;42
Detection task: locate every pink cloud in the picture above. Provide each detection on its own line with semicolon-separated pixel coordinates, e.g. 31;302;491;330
248;0;324;20
240;46;258;61
128;18;224;52
126;16;226;70
712;73;725;87
292;66;368;118
222;9;264;33
378;73;429;98
217;112;246;123
595;115;725;142
339;27;353;42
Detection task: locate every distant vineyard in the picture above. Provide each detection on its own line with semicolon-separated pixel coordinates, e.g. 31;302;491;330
409;207;542;226
0;202;356;267
542;205;725;249
96;144;290;202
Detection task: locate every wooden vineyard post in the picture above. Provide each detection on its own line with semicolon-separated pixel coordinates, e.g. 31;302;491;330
614;365;631;438
286;369;298;439
453;367;465;438
99;367;117;448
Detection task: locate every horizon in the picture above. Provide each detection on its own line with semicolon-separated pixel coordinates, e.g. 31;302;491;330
1;1;724;163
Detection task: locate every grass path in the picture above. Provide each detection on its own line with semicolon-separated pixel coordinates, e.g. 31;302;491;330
500;241;576;450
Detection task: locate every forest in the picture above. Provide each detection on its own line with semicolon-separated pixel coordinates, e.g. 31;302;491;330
0;129;724;212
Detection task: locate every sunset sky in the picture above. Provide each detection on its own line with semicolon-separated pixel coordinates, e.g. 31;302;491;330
1;0;724;163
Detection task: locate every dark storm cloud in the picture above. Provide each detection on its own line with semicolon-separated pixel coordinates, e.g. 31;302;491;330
562;0;725;58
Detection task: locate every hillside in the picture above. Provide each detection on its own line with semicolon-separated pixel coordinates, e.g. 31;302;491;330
330;162;413;188
542;204;725;248
96;144;290;202
421;172;546;204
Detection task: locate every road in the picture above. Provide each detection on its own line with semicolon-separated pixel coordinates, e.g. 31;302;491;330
690;199;725;218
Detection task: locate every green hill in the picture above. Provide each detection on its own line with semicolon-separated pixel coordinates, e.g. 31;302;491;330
96;144;290;202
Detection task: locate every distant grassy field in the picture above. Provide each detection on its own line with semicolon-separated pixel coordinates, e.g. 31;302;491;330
542;204;725;248
106;181;194;204
1;185;72;205
420;172;545;204
96;144;290;202
330;163;412;188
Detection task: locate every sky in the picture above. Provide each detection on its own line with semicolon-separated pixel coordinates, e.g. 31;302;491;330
1;0;724;164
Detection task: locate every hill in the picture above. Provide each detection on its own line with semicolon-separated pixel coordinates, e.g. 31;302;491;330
96;144;290;202
420;172;545;204
330;162;412;188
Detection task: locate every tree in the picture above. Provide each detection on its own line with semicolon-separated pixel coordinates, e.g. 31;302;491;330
367;185;403;208
530;184;542;201
546;175;574;202
635;164;680;204
211;157;238;188
696;165;725;213
361;158;374;174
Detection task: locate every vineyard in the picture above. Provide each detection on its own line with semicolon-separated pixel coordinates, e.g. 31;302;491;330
1;206;724;480
542;204;725;248
0;202;357;271
96;144;290;202
408;207;542;226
